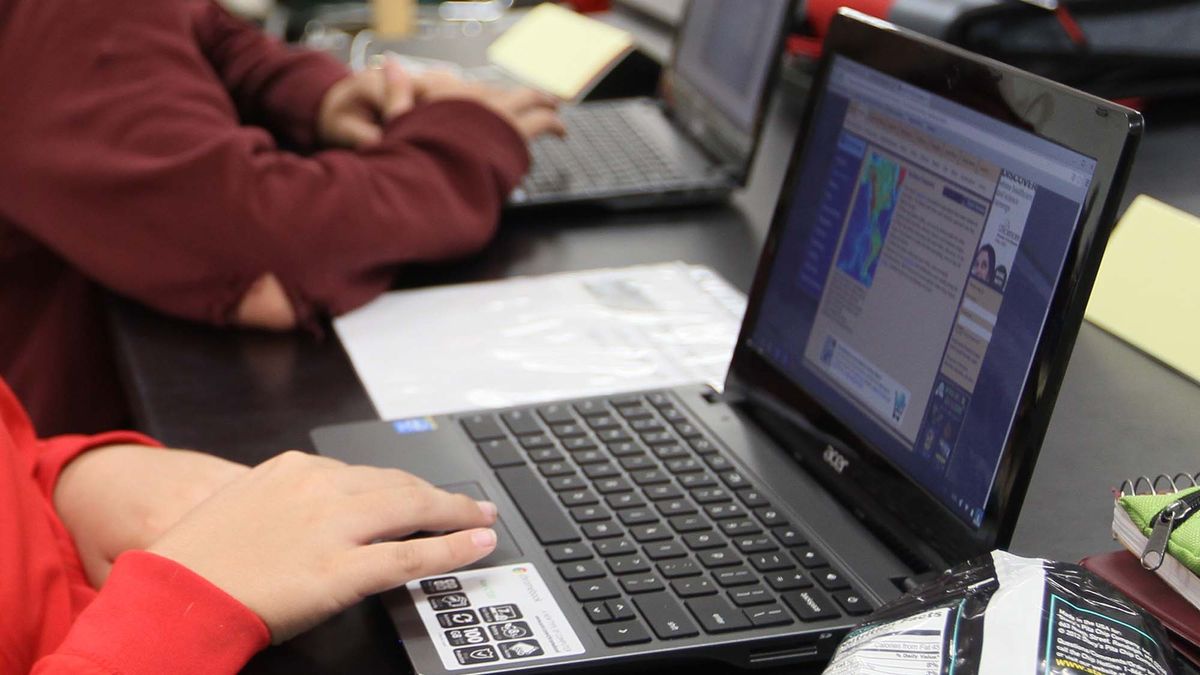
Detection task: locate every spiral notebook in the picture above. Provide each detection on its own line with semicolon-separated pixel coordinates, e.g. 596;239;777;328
1112;472;1200;606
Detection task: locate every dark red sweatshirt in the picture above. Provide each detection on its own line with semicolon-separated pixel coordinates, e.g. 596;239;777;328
0;375;270;674
0;0;529;436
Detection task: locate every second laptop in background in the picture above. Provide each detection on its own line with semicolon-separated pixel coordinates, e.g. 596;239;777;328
509;0;794;209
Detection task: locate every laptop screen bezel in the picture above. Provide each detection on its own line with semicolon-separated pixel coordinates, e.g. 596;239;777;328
659;0;796;184
724;10;1142;569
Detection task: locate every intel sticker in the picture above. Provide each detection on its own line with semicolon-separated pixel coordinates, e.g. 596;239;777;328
393;417;437;435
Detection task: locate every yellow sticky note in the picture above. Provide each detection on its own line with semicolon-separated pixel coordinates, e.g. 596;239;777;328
372;0;416;37
1086;195;1200;383
487;4;635;100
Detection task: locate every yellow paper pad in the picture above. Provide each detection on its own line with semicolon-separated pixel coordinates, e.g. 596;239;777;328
486;4;635;100
1086;195;1200;382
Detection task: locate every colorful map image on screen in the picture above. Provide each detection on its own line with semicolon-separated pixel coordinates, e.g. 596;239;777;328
836;152;906;287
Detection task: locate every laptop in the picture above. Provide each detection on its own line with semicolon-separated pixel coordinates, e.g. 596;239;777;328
313;10;1141;672
507;0;794;210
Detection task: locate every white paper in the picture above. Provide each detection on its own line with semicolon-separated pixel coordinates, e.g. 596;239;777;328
335;262;746;420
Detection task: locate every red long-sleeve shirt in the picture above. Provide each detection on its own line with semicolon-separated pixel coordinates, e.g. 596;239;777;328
0;376;270;674
0;0;529;436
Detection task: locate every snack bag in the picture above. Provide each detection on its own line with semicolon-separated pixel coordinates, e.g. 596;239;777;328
824;551;1179;674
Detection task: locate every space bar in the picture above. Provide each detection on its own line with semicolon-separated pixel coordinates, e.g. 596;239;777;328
495;466;580;545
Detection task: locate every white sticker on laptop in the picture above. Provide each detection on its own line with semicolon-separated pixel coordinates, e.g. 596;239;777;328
408;563;585;670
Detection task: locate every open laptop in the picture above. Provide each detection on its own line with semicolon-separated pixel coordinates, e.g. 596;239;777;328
508;0;794;210
313;10;1141;672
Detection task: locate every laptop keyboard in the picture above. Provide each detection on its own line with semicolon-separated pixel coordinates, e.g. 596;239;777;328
519;103;697;197
459;391;874;647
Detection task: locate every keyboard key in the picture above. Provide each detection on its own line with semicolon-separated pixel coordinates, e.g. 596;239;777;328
519;434;554;450
689;438;717;454
833;590;873;616
502;410;542;436
644;484;684;501
598;622;652;646
670;577;717;597
686;596;752;634
652;444;689;460
630;523;672;543
574;399;608;417
547;543;591;563
656;500;697;517
782;589;840;622
538;404;575;425
619;455;654;471
570;505;612;523
666;458;703;474
719;519;762;537
582;522;622;540
584;463;621;480
647;393;672;408
720;471;750;489
739;490;770;508
559;560;605;581
460;415;504;441
713;566;756;587
587;415;620;430
658;558;701;578
599;429;633;443
560;489;598;507
704;455;733;471
572;579;620;602
617;405;653;420
552;423;586;438
755;507;789;527
620;573;665;594
607;598;636;621
594;538;637;557
634;592;700;640
641;432;675;446
631;469;669;485
670;515;710;533
793;547;829;569
733;536;778;554
495;466;579;545
773;526;807;547
705;503;746;520
630;419;664;433
476;439;524;468
607;553;650;575
609;394;642;407
594;477;633;494
584;601;612;624
729;584;774;607
678;473;717;489
745;603;794;627
659;407;686;423
564;438;598;452
816;569;850;591
692;487;731;504
607;441;640;456
539;462;574;478
529;448;565;463
750;553;794;572
606;492;645;509
617;508;658;526
766;570;812;591
697;548;739;568
673;423;702;439
643;540;686;560
683;532;725;550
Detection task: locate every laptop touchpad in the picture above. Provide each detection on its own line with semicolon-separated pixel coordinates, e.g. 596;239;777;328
440;481;524;569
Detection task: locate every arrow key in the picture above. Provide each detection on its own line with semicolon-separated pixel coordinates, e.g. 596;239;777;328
598;621;653;646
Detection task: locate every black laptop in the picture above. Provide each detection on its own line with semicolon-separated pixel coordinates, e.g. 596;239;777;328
313;10;1141;672
508;0;793;210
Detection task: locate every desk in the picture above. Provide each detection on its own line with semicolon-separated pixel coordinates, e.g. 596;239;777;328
105;8;1200;674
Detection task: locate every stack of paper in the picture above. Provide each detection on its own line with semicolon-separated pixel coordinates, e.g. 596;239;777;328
335;262;747;420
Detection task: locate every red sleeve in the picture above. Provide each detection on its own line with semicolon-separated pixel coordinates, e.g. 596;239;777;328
31;552;269;675
192;2;349;150
5;0;528;328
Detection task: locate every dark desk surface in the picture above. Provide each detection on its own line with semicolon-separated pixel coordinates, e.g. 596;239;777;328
105;10;1200;675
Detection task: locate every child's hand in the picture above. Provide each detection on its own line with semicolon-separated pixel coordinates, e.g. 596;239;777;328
148;451;498;642
317;60;415;149
413;70;566;141
54;444;249;586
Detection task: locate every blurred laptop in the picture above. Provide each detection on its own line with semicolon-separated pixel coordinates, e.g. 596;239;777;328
509;0;794;209
315;10;1140;673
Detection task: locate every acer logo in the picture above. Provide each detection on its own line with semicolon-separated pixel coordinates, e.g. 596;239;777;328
823;446;849;474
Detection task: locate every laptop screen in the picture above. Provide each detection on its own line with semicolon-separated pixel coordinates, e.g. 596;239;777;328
745;56;1098;529
673;0;793;134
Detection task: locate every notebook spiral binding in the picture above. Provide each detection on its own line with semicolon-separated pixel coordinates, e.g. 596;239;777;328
1117;472;1200;498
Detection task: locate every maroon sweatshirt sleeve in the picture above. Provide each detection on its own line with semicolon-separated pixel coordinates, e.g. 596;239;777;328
192;2;350;150
2;0;528;328
31;552;269;675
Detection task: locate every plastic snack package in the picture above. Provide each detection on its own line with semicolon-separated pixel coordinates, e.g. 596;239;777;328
824;550;1181;674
